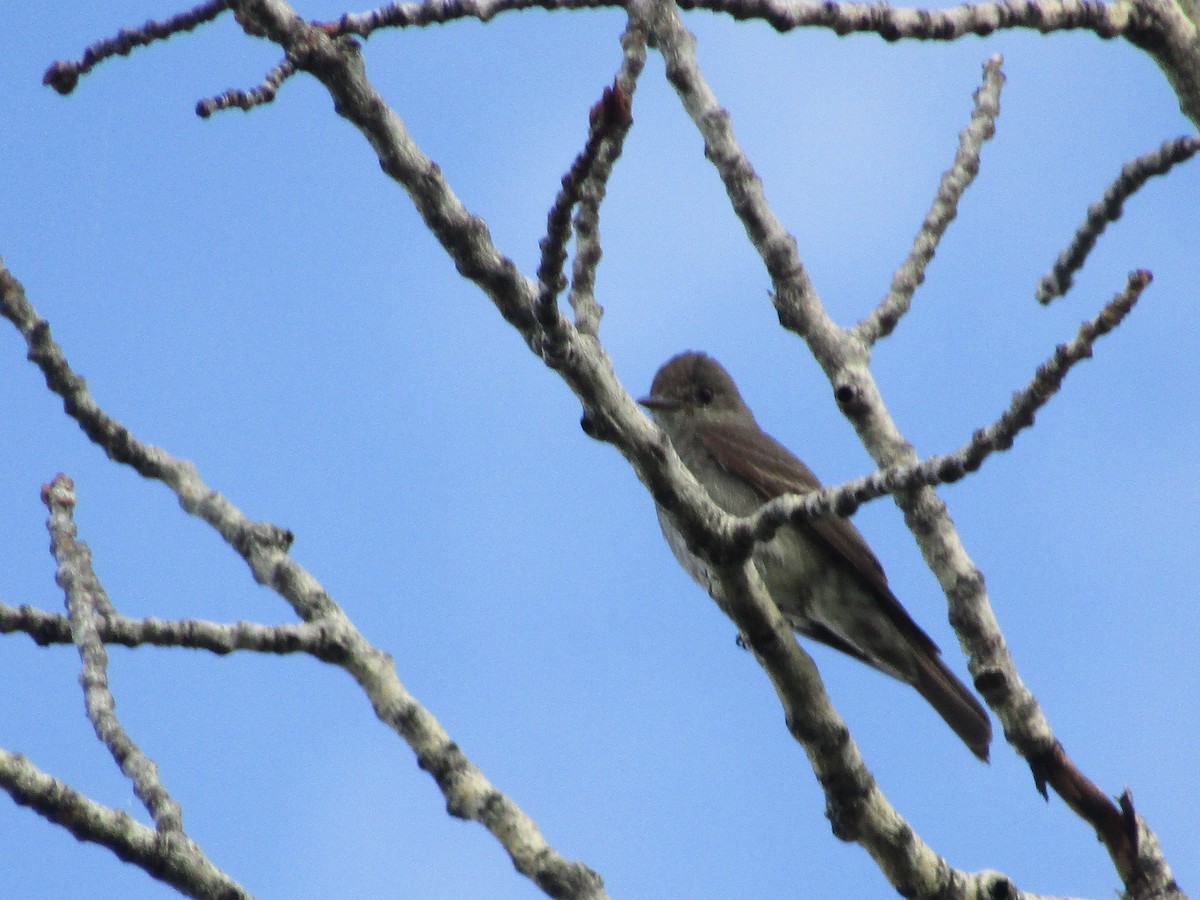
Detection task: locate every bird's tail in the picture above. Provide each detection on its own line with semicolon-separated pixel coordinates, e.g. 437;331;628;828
912;652;992;762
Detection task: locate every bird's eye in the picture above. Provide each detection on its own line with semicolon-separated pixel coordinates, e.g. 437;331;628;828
696;385;715;405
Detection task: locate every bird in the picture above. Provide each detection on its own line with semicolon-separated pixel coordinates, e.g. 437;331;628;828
639;350;992;761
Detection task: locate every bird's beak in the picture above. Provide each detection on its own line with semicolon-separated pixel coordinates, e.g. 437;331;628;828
638;393;679;412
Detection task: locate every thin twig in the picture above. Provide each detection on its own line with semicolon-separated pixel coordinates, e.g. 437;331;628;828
855;56;1004;344
567;28;646;338
43;1;230;95
535;80;635;352
0;258;606;899
329;0;618;37
1036;136;1200;303
702;269;1160;893
670;0;1197;126
29;2;1190;896
246;9;544;344
634;0;836;359
45;475;185;835
749;271;1152;544
675;0;1132;40
0;750;250;900
629;1;968;893
0;601;346;659
197;56;299;117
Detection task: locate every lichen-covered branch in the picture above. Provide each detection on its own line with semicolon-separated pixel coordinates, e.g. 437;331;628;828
196;55;299;117
330;0;620;36
536;76;637;345
0;748;249;900
708;560;965;897
1124;0;1200;127
674;0;1199;125
749;271;1152;546
567;32;646;337
632;2;1179;893
679;0;1132;38
1036;135;1200;303
0;261;606;900
24;0;1194;896
855;57;1004;345
45;475;185;835
43;1;230;95
0;600;352;658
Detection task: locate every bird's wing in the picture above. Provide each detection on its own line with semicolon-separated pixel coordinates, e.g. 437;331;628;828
694;418;941;656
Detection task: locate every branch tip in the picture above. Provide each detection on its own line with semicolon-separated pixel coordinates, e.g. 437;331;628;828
535;68;638;344
43;1;229;93
1038;138;1196;304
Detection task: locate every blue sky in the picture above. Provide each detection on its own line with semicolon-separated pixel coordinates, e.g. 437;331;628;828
2;2;1198;898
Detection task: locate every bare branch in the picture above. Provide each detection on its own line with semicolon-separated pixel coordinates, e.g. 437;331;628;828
1124;0;1200;127
632;0;839;361
0;601;346;658
44;475;184;835
750;271;1152;543
239;3;546;342
536;78;636;347
625;4;1180;892
706;561;968;897
0;260;605;899
25;1;1192;896
39;0;1199;129
0;750;250;900
838;273;1178;896
732;273;1173;893
856;56;1004;345
1036;136;1200;303
43;1;230;95
0;266;307;611
676;0;1132;41
196;56;299;117
673;0;1198;127
330;0;621;36
682;272;1160;896
568;30;647;338
672;0;1198;126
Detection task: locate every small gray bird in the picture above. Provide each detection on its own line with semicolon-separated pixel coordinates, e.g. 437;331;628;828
640;351;991;761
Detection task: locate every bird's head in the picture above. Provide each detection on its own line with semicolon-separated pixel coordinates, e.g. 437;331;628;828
639;351;751;426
